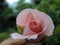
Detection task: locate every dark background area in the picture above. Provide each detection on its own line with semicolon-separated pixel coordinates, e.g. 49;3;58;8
0;0;60;45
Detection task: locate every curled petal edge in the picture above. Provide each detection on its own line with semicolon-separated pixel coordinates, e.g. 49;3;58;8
11;33;38;40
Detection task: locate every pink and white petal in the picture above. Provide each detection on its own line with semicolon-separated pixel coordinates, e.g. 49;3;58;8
41;13;55;36
34;9;54;36
16;9;34;27
26;32;45;43
11;33;38;40
23;20;45;39
28;34;38;40
31;9;47;33
23;25;36;36
31;9;42;23
26;12;34;23
11;33;29;39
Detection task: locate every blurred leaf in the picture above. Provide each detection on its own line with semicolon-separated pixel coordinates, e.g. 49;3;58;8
54;0;60;5
49;4;57;12
0;32;9;42
54;25;60;35
17;25;24;34
7;28;17;33
16;3;33;13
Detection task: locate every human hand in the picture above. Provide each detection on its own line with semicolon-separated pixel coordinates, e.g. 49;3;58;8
0;38;26;45
0;38;40;45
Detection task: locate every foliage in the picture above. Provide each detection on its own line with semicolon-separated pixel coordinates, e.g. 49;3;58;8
0;32;9;42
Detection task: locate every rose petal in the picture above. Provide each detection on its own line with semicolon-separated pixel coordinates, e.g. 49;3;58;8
11;33;38;40
29;9;47;34
28;34;38;40
23;25;36;36
34;9;55;36
26;32;45;43
26;12;34;23
11;33;29;39
41;12;55;36
29;20;43;33
16;9;34;27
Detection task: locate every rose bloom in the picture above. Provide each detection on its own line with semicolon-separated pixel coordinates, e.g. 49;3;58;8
11;9;54;43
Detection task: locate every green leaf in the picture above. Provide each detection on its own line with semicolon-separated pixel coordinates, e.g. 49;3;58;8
17;25;24;34
49;4;57;12
54;0;60;5
0;32;9;42
53;25;60;35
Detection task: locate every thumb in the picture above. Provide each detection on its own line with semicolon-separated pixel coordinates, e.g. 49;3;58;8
0;38;27;45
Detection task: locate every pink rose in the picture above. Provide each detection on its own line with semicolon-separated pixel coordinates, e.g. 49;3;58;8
11;9;54;42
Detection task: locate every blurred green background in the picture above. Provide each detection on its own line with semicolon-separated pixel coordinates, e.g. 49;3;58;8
0;0;60;45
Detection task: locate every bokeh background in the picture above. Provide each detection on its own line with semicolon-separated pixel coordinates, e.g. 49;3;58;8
0;0;60;45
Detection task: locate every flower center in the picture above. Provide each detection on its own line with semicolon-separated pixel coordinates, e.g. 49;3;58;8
29;21;43;33
30;21;37;26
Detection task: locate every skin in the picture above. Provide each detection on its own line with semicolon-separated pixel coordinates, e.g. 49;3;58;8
0;38;40;45
0;38;26;45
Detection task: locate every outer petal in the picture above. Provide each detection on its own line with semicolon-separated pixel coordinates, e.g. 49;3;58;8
11;33;29;39
41;12;55;36
11;33;38;40
27;33;45;43
16;9;34;27
34;9;55;36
